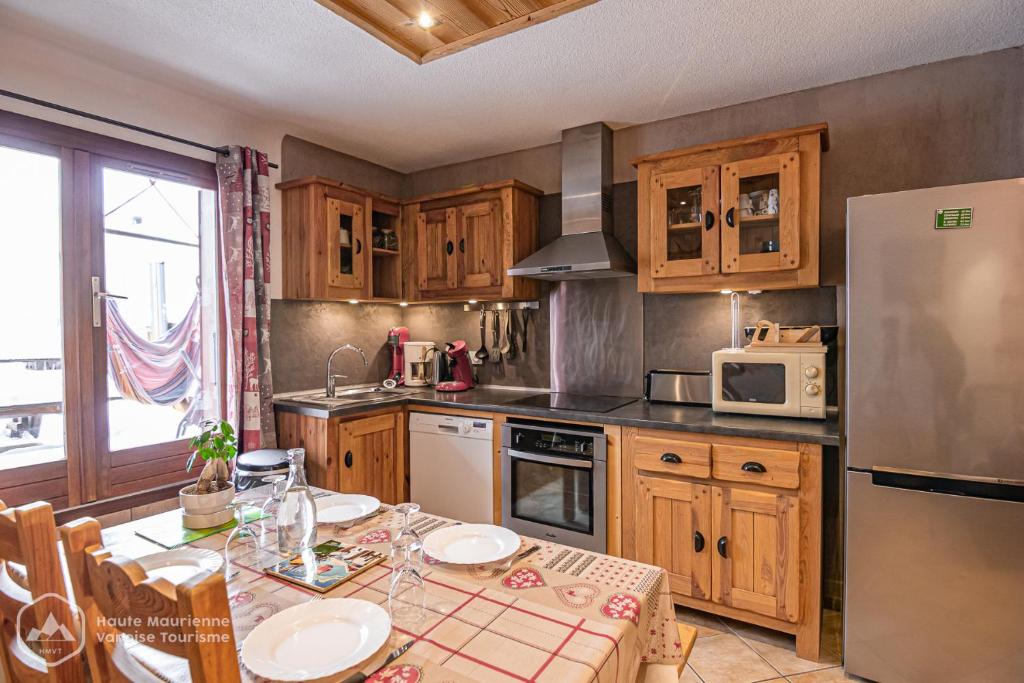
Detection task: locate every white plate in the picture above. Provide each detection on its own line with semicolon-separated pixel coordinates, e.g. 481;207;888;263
315;494;380;524
136;548;223;585
240;599;390;681
422;524;521;564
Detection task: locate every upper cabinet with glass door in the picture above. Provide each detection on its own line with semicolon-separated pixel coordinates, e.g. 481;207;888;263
635;124;827;294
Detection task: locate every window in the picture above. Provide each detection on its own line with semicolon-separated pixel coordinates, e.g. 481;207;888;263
0;144;65;470
0;111;222;508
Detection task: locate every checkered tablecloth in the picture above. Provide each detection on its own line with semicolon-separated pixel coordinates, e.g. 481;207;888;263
102;486;682;682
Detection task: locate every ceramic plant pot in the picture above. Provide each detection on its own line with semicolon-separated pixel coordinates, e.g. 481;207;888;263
179;483;235;529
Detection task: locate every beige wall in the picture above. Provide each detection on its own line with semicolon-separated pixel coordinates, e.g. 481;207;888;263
404;47;1024;285
0;27;321;300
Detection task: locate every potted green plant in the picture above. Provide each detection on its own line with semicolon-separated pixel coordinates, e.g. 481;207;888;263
179;419;238;529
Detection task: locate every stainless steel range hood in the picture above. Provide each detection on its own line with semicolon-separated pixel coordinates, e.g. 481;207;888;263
508;123;636;280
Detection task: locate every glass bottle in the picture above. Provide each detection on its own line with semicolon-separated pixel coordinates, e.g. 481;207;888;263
277;448;317;555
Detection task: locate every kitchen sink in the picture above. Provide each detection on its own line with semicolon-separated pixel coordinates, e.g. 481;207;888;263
285;386;418;407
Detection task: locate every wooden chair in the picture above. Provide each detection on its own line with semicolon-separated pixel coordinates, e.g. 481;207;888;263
59;517;240;683
0;500;85;682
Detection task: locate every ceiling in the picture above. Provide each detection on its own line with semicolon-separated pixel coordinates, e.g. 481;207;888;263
1;0;1021;173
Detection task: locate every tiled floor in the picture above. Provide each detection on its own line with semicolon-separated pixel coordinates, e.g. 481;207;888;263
676;607;863;683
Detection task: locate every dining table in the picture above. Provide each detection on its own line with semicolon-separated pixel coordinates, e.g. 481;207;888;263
101;485;684;682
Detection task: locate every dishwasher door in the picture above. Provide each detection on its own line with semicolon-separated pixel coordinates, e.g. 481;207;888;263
409;412;493;523
846;470;1024;682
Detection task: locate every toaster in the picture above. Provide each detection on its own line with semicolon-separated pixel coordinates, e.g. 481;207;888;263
644;369;712;406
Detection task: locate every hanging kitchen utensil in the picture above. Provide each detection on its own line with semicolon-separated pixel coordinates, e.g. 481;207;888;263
507;309;518;361
491;309;502;363
473;309;488;363
499;310;512;358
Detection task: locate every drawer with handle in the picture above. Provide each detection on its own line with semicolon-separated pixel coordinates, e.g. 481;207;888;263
632;431;711;479
711;444;800;489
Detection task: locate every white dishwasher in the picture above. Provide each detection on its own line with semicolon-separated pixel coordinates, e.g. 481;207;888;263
409;412;493;523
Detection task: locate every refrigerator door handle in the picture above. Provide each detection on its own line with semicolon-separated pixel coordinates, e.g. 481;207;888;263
869;468;1024;504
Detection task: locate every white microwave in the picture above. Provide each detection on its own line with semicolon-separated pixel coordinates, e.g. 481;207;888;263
712;348;826;419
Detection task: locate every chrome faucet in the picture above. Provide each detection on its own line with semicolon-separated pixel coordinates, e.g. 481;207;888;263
325;344;368;397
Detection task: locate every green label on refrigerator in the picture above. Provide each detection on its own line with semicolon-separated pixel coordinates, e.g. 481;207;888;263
935;207;973;229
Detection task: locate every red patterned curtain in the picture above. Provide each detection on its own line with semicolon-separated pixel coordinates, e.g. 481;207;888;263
217;147;275;451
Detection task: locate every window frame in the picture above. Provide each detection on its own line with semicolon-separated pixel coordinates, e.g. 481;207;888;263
0;108;223;507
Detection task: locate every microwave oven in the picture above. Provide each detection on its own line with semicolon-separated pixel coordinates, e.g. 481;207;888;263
711;348;826;419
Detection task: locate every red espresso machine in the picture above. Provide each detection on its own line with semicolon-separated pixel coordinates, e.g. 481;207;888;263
435;340;474;392
386;326;409;385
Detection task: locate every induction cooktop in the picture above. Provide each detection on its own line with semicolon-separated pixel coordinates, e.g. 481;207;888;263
507;393;636;413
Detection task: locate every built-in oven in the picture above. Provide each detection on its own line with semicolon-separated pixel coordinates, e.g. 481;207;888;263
501;419;607;553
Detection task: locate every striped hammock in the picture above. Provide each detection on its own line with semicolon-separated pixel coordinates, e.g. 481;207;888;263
105;297;201;408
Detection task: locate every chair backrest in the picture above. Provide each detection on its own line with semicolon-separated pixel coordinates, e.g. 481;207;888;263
59;517;240;683
0;500;85;683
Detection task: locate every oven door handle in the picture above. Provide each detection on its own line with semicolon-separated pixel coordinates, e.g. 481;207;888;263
505;448;594;470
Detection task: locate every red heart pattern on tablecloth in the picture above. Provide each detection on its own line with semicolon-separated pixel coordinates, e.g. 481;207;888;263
501;567;546;589
358;528;392;545
600;592;640;624
553;583;600;609
366;663;422;682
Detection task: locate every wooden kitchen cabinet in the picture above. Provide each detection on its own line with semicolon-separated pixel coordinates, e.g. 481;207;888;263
338;412;404;505
415;207;458;292
635;475;712;600
623;427;823;661
634;123;827;293
711;485;800;623
403;180;540;302
275;406;407;503
276;176;403;302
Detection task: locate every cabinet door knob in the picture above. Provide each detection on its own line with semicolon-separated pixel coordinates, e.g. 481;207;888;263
694;531;705;553
459;238;465;252
344;450;353;468
741;461;767;473
446;240;454;255
355;239;362;254
725;207;735;227
717;536;728;558
660;452;682;464
704;210;715;231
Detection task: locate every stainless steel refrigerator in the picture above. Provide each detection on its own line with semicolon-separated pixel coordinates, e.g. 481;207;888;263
846;178;1024;683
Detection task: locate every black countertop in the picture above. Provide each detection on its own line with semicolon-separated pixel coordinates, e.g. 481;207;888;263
274;387;841;446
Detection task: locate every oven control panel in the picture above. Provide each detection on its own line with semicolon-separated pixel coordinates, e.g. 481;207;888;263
503;419;607;462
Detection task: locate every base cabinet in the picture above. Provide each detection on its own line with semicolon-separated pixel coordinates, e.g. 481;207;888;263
275;407;407;504
338;412;403;505
635;475;712;600
712;486;800;622
624;427;822;661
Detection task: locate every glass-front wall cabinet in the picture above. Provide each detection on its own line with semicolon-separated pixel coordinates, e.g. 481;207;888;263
650;166;720;277
721;152;800;273
636;124;824;294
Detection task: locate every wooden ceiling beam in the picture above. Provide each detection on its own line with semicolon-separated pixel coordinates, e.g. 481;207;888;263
420;0;598;63
316;0;599;64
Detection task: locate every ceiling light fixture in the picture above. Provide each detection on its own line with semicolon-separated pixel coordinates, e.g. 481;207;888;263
416;11;437;29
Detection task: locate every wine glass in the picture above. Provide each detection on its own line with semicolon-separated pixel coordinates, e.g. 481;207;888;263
388;564;426;631
258;475;287;541
391;503;422;569
224;499;261;579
